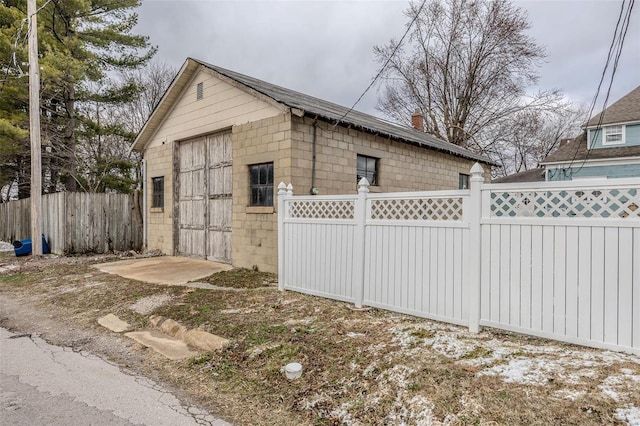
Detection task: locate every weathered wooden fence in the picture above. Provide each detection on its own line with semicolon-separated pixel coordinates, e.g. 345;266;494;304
0;192;142;254
278;165;640;355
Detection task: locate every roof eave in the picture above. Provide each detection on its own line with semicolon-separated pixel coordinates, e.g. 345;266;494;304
304;111;496;166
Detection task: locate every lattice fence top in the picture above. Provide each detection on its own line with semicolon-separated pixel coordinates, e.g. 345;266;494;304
288;199;355;219
490;188;640;218
370;197;463;221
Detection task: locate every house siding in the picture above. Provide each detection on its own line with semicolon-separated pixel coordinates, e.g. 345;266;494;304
145;143;174;254
231;113;292;273
547;163;640;181
145;68;283;150
289;116;480;194
589;123;640;149
142;69;285;260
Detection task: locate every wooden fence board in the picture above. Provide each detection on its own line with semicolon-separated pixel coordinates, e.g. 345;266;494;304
0;192;142;254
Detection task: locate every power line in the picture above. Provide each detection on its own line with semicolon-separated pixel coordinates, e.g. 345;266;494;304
566;0;635;175
332;0;428;128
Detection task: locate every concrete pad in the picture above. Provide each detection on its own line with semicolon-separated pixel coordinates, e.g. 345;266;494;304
125;330;197;360
97;314;130;333
93;256;231;286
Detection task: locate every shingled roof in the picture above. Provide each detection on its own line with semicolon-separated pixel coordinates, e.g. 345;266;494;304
585;85;640;127
541;132;640;164
492;168;546;183
132;58;495;166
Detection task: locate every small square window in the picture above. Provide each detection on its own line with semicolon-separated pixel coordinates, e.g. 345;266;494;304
249;163;274;206
603;125;624;145
357;154;378;185
459;173;470;189
196;82;203;100
152;177;164;208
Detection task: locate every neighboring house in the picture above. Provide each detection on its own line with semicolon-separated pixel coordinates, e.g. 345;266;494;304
130;58;495;273
541;85;640;181
492;167;545;184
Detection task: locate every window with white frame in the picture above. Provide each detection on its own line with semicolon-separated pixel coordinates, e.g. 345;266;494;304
603;125;624;145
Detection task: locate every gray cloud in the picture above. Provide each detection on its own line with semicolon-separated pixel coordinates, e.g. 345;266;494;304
136;0;639;119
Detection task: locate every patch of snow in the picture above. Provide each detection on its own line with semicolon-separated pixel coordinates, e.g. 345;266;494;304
0;241;14;252
376;364;415;389
479;357;560;385
554;389;586;401
599;369;640;403
402;395;435;425
615;406;640;426
346;332;365;338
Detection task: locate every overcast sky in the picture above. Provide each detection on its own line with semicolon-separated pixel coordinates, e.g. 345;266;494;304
135;0;639;121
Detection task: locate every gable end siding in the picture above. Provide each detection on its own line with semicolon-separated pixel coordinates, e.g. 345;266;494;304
588;123;640;149
144;68;284;150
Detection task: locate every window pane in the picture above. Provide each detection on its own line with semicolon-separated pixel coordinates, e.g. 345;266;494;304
264;188;273;206
152;177;164;208
250;166;259;185
356;154;378;185
459;174;469;189
267;163;274;184
249;162;274;206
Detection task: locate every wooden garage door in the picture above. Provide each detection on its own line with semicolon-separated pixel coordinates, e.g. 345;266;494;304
177;133;232;262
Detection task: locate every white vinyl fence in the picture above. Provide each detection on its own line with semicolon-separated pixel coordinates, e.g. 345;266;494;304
277;164;640;355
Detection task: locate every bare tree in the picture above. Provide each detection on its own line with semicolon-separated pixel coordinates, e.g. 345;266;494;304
375;0;562;152
488;102;587;177
118;61;176;134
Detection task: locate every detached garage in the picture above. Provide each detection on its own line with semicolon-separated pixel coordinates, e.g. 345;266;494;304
130;58;494;273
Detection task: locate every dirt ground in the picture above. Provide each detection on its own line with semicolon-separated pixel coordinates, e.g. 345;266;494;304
0;251;639;425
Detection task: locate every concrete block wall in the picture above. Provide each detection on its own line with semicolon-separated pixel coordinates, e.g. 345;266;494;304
144;143;174;255
290;116;479;195
231;113;292;273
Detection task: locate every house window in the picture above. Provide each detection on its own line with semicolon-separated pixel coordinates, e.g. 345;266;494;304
357;154;378;185
603;125;624;145
196;82;203;100
459;173;470;189
249;162;274;206
152;177;164;208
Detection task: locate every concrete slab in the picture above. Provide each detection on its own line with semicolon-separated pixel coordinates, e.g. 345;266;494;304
97;314;130;333
93;256;231;286
125;330;197;360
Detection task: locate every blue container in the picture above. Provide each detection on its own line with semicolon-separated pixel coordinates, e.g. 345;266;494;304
13;235;51;257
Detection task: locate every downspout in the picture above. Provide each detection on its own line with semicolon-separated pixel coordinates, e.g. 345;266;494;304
310;119;319;195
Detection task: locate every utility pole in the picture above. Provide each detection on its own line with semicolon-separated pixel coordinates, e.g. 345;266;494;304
28;0;42;257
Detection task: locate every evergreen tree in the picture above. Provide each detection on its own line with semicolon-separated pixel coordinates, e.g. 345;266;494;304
0;0;155;197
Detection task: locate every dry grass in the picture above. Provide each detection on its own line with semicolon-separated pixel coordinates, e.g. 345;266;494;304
1;253;639;425
194;268;278;289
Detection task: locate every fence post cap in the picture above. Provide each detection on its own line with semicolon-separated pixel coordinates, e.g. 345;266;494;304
277;182;287;195
470;162;484;180
286;183;294;195
358;177;370;193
